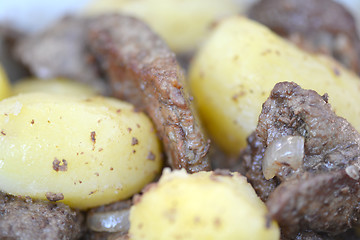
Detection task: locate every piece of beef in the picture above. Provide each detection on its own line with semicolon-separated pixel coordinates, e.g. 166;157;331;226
238;82;360;237
249;0;360;75
87;14;210;173
0;191;84;240
14;16;109;94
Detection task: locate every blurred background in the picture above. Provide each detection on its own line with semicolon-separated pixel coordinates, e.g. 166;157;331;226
1;0;358;34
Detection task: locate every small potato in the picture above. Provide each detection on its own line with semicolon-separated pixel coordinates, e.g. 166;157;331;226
0;93;162;209
129;169;280;240
189;16;360;155
12;78;99;97
0;64;11;100
83;0;240;53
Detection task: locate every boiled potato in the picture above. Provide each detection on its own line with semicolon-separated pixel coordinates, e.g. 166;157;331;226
83;0;241;53
189;16;360;155
0;93;162;209
0;64;11;100
12;78;99;97
129;168;280;240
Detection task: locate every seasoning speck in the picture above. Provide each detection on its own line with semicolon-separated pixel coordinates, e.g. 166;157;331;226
52;158;68;172
147;151;156;161
1;130;5;136
90;131;96;144
89;190;97;195
132;137;139;145
45;192;64;202
333;67;341;76
30;119;35;125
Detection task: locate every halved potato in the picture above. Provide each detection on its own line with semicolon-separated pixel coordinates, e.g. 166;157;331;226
130;169;280;240
0;93;162;209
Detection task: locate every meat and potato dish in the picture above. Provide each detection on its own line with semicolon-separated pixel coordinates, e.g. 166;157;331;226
0;0;360;239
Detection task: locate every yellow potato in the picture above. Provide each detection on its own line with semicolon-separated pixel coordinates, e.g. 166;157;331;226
189;16;360;155
12;78;99;97
129;169;280;240
0;64;11;100
0;93;162;209
83;0;240;53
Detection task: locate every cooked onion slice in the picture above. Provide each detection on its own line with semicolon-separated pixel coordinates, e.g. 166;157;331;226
87;209;130;233
262;136;305;180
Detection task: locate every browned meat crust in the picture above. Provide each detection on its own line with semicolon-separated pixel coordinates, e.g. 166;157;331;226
249;0;360;75
238;82;360;236
87;14;210;173
14;16;109;94
0;192;84;240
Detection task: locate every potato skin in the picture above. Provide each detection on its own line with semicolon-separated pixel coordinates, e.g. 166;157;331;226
129;169;280;240
12;78;99;97
0;93;162;209
189;16;360;155
0;64;11;100
84;0;240;53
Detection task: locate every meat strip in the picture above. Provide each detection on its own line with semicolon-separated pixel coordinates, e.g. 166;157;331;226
14;16;109;94
87;14;210;173
249;0;360;75
238;82;360;237
0;192;84;240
